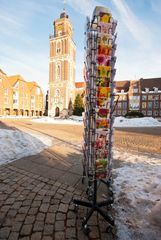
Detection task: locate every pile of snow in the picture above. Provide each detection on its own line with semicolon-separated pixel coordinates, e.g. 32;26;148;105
0;129;53;165
113;150;161;239
32;116;83;125
114;117;161;128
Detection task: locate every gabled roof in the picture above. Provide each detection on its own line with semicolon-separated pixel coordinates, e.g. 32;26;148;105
140;78;161;91
114;80;130;92
0;69;7;75
8;75;25;86
75;82;85;88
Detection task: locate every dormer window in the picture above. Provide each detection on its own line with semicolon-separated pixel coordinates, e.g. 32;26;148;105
154;87;158;93
145;88;149;93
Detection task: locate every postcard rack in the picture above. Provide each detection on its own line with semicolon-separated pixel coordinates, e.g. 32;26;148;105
73;6;117;232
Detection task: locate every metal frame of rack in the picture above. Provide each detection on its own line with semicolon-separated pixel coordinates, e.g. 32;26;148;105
73;6;117;232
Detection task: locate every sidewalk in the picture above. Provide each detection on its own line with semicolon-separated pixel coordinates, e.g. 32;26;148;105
0;145;115;240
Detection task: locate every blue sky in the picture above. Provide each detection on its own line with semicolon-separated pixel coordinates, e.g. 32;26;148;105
0;0;161;93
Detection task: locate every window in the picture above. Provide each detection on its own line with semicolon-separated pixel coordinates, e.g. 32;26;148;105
142;110;146;116
142;95;147;100
37;88;40;95
13;99;18;104
122;102;127;110
147;110;152;116
4;97;8;104
154;110;159;116
4;89;8;95
142;102;146;109
154;87;158;93
57;42;61;54
148;95;153;100
153;95;159;100
154;101;159;108
57;64;61;80
145;88;149;93
117;102;122;109
133;88;138;93
148;102;152;109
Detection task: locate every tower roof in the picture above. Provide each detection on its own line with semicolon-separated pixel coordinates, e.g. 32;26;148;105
60;11;68;19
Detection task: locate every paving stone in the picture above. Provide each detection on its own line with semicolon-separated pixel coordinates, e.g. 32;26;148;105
22;199;32;206
48;205;58;213
20;224;32;236
66;218;76;227
43;224;54;235
55;231;65;240
33;221;44;232
40;203;49;213
55;220;65;231
5;198;15;205
57;188;66;195
7;210;17;217
42;196;51;203
56;213;66;221
66;227;76;239
0;227;11;238
67;211;76;219
18;206;30;214
12;222;23;232
31;232;42;240
88;226;100;239
31;200;41;208
8;232;19;240
15;214;26;222
45;213;55;224
28;207;38;215
58;203;68;213
24;215;35;224
11;201;22;209
1;205;10;212
42;236;53;240
2;217;14;227
36;213;45;221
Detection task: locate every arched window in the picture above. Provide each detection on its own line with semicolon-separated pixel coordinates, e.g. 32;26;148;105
57;41;61;54
57;63;61;80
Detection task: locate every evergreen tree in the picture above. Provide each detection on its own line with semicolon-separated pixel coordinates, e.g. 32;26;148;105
68;98;73;116
73;94;84;116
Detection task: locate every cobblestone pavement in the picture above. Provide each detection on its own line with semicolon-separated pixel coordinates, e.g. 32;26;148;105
1;119;161;239
0;149;114;240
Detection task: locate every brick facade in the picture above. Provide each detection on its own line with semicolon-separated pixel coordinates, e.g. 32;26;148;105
0;69;44;116
114;78;161;117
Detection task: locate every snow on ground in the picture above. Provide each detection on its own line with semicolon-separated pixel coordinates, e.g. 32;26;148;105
0;129;53;165
114;116;161;128
113;150;161;240
32;116;83;125
31;116;161;128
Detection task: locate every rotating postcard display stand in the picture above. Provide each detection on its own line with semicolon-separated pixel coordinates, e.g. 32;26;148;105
73;6;117;232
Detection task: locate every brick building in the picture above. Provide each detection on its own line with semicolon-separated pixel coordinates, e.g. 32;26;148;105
114;78;161;117
48;11;76;117
0;69;44;116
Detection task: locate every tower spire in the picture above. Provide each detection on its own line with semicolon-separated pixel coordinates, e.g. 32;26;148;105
63;0;66;13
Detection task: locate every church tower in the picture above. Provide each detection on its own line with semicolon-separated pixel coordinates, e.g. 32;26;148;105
48;11;76;117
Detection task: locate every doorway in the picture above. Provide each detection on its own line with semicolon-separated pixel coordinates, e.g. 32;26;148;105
55;107;60;117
